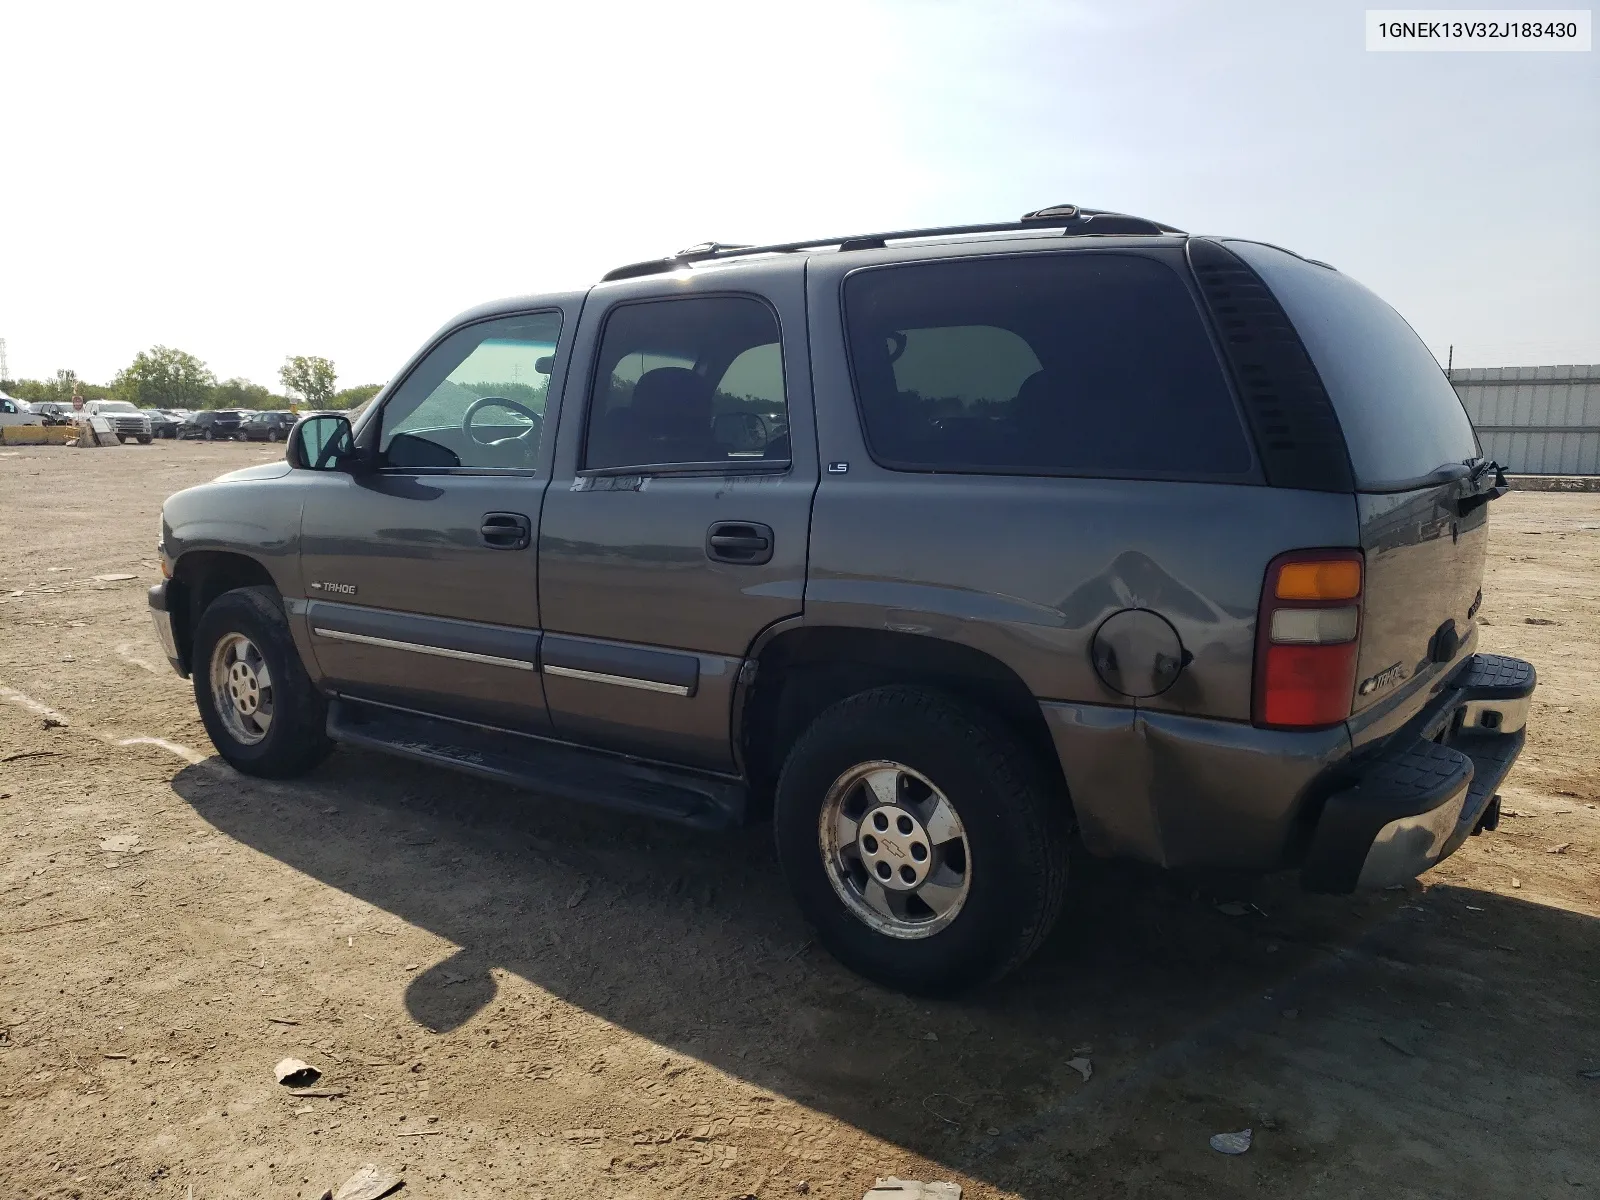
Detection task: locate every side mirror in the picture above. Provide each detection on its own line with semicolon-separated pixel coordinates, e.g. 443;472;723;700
534;356;555;375
288;413;360;471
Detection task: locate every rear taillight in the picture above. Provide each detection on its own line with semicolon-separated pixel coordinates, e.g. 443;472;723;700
1253;550;1364;729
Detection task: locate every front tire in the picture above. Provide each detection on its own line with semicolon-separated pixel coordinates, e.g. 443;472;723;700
192;585;332;778
774;685;1069;995
137;435;152;444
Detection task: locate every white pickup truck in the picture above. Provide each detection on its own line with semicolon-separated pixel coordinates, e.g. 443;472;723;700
83;400;153;443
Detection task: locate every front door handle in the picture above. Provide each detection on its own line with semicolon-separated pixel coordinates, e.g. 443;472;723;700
706;521;774;565
481;511;532;550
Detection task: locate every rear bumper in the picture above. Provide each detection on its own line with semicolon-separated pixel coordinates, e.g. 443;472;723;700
1301;653;1535;892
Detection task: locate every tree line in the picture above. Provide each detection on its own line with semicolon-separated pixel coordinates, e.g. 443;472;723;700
1;347;382;412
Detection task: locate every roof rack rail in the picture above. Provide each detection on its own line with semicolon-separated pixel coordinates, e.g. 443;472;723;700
600;205;1184;282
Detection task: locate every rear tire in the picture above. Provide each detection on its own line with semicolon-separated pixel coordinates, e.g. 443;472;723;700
266;428;281;443
774;685;1069;995
192;585;332;778
203;429;215;441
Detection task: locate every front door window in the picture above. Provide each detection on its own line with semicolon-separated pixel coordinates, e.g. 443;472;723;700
380;312;563;470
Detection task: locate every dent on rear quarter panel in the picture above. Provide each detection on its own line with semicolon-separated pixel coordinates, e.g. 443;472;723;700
806;478;1357;721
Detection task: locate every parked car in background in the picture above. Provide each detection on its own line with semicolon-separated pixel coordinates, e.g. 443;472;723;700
242;411;298;443
0;395;44;426
141;409;183;439
84;399;153;443
26;401;75;424
179;410;245;441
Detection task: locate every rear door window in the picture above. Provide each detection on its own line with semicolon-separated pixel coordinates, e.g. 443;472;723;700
842;253;1253;478
583;296;789;470
1225;241;1480;490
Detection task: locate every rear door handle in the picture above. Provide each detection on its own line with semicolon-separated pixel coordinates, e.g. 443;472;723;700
481;511;532;550
706;521;774;565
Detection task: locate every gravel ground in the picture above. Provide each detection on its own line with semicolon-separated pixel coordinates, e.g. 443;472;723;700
2;440;1597;1199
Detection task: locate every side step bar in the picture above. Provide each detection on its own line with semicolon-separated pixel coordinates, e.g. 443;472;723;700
326;698;747;831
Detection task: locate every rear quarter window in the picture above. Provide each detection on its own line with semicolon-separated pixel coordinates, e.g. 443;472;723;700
842;252;1254;479
1225;241;1480;491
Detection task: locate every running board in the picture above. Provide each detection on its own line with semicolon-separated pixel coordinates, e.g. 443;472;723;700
326;698;746;831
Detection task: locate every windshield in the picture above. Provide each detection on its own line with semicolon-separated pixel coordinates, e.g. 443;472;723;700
99;401;137;413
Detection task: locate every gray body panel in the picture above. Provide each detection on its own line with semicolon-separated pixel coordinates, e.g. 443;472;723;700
1040;702;1351;868
535;260;818;772
160;465;303;597
1348;483;1487;722
297;471;551;731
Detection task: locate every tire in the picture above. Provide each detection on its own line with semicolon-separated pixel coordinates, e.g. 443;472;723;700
137;435;152;444
116;435;128;444
192;585;332;778
203;429;215;441
774;685;1069;995
266;429;281;443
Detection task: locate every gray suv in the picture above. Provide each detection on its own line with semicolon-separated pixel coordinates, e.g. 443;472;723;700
149;206;1535;994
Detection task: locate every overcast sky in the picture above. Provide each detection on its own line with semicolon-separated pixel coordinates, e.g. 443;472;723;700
2;0;1594;389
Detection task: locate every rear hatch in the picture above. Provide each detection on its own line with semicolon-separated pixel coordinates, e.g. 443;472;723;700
1227;241;1492;729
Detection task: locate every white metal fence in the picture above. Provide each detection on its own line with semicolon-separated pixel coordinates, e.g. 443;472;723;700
1451;364;1600;476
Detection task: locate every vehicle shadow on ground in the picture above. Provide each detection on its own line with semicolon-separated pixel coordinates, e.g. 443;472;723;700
169;750;1600;1193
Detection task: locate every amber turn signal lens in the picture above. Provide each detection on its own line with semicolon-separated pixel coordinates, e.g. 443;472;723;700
1275;559;1362;601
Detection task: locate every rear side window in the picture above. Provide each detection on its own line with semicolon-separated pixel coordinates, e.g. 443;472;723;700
843;253;1252;478
1226;241;1480;490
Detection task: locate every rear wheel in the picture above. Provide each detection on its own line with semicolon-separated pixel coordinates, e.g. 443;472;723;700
203;429;215;441
192;585;332;778
266;428;281;443
774;685;1069;995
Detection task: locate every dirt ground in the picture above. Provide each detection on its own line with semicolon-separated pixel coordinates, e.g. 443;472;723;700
1;439;1596;1200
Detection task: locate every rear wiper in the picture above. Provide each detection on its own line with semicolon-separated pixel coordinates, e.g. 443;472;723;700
1458;458;1509;515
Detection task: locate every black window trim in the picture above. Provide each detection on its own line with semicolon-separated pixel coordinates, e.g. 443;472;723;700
837;247;1266;486
373;306;566;477
575;290;793;478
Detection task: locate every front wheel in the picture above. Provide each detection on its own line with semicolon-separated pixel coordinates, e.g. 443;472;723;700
192;585;332;778
136;435;152;444
774;685;1069;995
